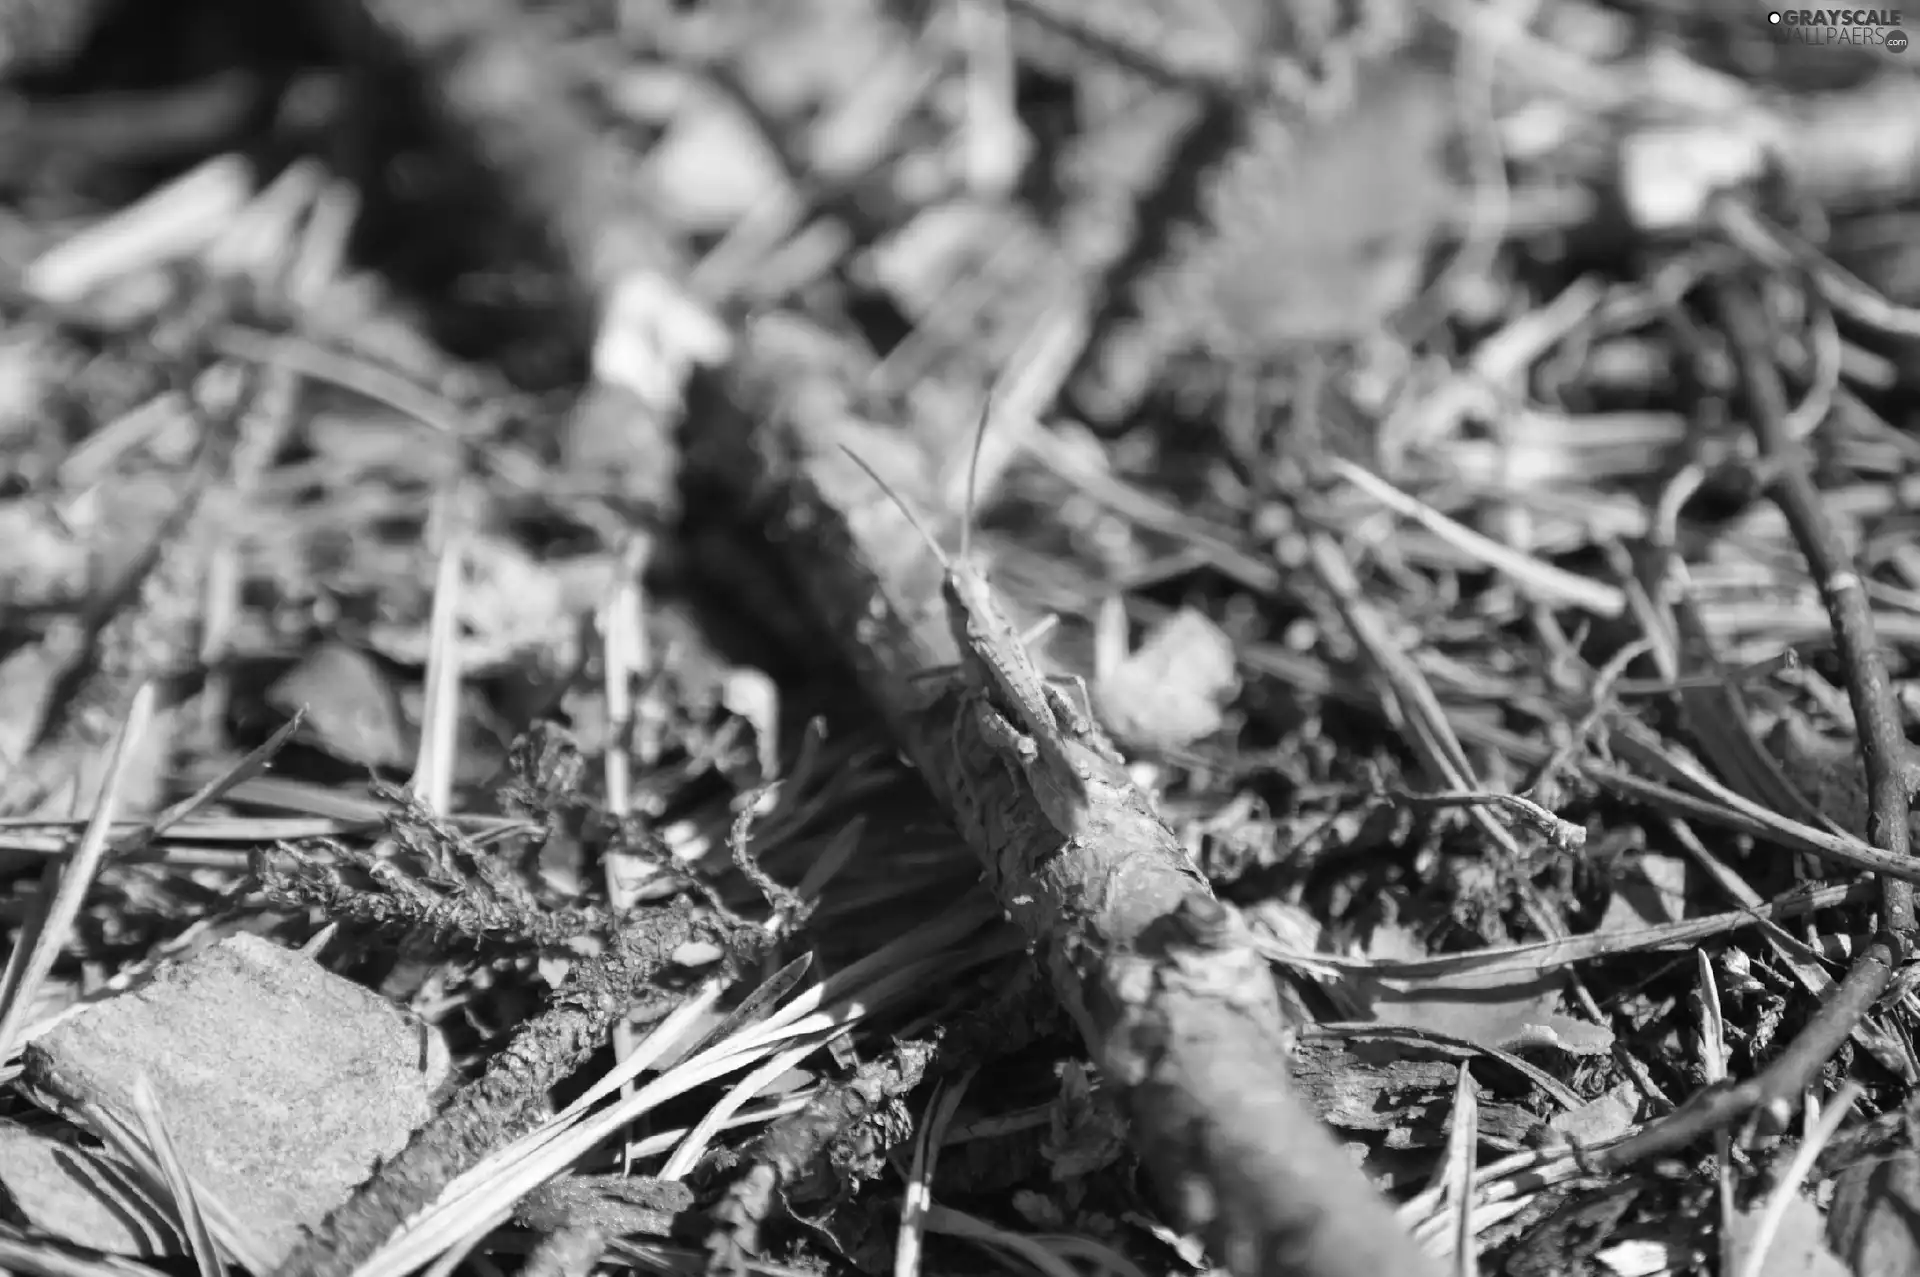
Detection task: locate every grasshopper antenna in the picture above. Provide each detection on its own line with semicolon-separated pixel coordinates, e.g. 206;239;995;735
960;389;995;565
839;444;953;572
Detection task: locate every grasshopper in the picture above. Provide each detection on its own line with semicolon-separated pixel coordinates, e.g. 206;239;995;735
840;403;1125;834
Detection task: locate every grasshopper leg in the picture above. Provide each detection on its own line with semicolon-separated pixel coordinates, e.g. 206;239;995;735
1041;676;1126;763
973;698;1039;766
1042;674;1093;728
1018;613;1060;647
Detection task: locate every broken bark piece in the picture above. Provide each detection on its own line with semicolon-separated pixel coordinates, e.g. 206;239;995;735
516;1174;693;1237
1289;1039;1543;1151
513;1175;694;1277
0;1121;182;1258
19;934;451;1274
686;328;1441;1277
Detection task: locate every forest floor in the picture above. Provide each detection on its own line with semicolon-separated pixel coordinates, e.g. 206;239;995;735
2;3;1919;1276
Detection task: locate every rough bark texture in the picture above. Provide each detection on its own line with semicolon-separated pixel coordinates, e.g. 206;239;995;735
686;323;1441;1277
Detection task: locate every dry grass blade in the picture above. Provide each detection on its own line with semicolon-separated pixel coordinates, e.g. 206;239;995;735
1329;459;1625;616
25;155;252;303
352;903;1007;1276
600;538;649;826
409;527;467;816
129;1074;226;1277
0;1227;170;1277
1442;1065;1479;1277
140;714;304;844
790;815;865;901
1382;785;1585;851
1603;719;1920;884
1665;814;1838;1002
923;1205;1089;1277
1024;428;1281;595
344;979;731;1277
1304;533;1485;815
599;538;651;1166
1259;882;1867;984
954;0;1017;197
1695;950;1738;1275
0;684;156;1061
940;288;1090;517
1633;468;1837;839
204;776;523;835
1734;1082;1861;1277
895;1071;974;1277
659;1042;818;1181
682;953;815;1065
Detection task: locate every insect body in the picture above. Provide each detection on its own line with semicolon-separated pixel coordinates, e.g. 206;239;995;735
840;404;1124;834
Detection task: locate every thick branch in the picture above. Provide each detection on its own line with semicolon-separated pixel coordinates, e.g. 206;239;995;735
686;329;1440;1277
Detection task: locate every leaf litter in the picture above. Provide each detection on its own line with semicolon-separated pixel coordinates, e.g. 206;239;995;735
1;1;1919;1275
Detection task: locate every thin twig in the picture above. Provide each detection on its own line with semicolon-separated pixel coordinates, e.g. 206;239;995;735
1713;275;1911;1130
1717;276;1914;935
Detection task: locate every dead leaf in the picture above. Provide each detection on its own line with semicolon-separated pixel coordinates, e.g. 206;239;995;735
1549;1083;1641;1146
267;642;409;768
1829;1149;1920;1277
1093;603;1240;753
1727;1195;1850;1277
1348;923;1615;1057
1596;855;1693;933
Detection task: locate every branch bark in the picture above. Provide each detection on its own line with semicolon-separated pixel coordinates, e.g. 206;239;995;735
686;328;1441;1277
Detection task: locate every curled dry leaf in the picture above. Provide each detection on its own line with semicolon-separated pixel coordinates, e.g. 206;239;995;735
1547;1082;1640;1145
1828;1148;1920;1277
1090;600;1240;754
266;642;410;768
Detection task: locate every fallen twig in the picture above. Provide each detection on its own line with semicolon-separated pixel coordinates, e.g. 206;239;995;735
687;332;1442;1277
1712;273;1911;1123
